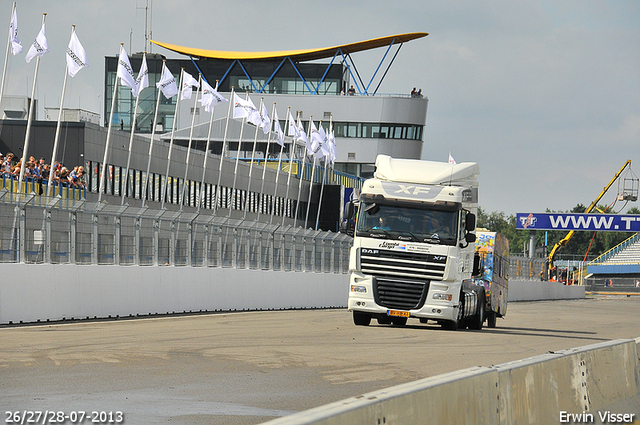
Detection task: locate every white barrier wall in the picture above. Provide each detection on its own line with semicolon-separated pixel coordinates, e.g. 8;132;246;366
0;266;586;325
0;264;348;324
508;280;585;302
261;338;640;425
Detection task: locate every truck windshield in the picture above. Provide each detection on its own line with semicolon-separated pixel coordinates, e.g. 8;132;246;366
356;202;459;245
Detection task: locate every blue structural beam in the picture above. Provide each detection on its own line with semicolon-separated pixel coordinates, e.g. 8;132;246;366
587;264;640;275
191;37;409;96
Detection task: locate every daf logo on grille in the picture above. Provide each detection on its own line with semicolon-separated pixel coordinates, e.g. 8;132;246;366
433;256;446;261
362;248;379;255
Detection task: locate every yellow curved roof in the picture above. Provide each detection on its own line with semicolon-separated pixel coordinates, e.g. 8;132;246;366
150;32;428;62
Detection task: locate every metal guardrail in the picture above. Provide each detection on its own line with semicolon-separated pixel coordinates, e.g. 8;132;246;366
509;255;547;281
0;189;352;274
1;175;86;200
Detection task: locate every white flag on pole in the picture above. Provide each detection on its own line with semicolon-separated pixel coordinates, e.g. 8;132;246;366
181;71;199;100
296;116;309;147
309;121;324;159
232;93;261;126
117;46;136;91
448;153;456;164
9;8;22;55
132;54;149;97
328;126;337;165
25;23;49;63
259;103;271;134
319;125;331;159
288;112;301;139
273;108;284;147
200;79;227;113
66;30;88;77
156;64;178;99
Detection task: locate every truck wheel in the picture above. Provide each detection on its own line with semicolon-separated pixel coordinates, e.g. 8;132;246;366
468;292;484;330
391;317;407;326
441;298;464;330
487;311;497;328
353;311;371;326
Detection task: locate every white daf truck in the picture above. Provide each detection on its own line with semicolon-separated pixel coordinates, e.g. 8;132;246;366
344;155;485;330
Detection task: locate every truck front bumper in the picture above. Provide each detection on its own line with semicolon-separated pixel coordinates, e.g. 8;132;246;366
348;274;458;322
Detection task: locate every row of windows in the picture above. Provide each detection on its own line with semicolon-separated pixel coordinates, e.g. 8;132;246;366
106;71;423;141
230;77;342;95
278;121;423;141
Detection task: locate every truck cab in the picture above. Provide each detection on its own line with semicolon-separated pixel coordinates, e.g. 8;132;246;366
345;155;487;330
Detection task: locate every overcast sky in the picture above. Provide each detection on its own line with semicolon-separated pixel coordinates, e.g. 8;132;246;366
2;0;639;216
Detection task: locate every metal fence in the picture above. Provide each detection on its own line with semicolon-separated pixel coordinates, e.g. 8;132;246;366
509;255;548;281
0;189;352;274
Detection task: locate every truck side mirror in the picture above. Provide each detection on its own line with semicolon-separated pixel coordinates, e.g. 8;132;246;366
339;220;348;233
466;213;476;231
473;252;482;277
344;202;355;220
465;233;476;243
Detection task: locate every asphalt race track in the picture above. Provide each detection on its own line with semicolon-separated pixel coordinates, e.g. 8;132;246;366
1;295;639;425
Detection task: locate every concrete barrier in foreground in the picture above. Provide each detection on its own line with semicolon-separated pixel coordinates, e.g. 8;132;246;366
261;338;640;425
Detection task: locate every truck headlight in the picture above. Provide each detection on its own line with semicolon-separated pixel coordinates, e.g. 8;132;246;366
351;285;367;293
433;293;452;301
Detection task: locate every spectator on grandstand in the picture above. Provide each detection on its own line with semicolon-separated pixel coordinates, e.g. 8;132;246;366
11;159;22;177
3;153;13;175
41;164;50;181
76;166;86;188
60;167;70;184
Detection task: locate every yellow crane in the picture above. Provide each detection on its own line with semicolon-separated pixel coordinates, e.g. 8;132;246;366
547;160;636;271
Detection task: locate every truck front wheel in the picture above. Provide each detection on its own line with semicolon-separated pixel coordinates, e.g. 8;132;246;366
468;291;485;330
353;311;372;326
441;297;464;330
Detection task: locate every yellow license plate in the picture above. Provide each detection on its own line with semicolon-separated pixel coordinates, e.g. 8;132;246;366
387;310;410;317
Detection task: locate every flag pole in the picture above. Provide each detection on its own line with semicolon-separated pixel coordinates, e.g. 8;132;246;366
270;107;286;224
197;80;218;212
293;115;311;228
46;25;74;197
179;73;202;210
228;92;249;218
141;60;166;207
121;52;147;205
279;108;295;227
256;102;276;223
99;43;123;203
18;13;46;196
214;87;234;214
160;69;185;209
304;119;318;229
0;2;17;110
315;126;327;231
243;97;264;219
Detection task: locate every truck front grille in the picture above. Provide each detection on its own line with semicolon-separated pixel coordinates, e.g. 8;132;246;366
374;278;429;310
360;248;447;310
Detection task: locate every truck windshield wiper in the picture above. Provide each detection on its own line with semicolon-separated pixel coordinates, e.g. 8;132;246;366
368;229;391;238
397;231;420;242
